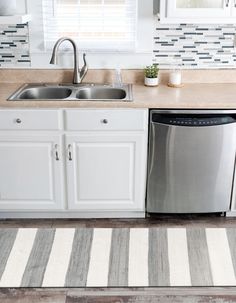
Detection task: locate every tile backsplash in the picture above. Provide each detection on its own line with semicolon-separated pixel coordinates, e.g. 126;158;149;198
0;23;30;67
153;17;236;69
1;18;236;69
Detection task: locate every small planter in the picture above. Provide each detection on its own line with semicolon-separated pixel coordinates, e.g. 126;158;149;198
144;65;159;87
145;77;159;87
0;0;16;16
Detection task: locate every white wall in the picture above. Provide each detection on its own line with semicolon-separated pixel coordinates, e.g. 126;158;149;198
23;0;154;69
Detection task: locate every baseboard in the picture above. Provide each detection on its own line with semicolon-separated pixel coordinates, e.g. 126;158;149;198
0;211;146;219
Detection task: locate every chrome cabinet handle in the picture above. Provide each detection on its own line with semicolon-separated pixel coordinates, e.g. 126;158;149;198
68;144;72;161
225;0;229;7
101;119;108;124
234;0;236;7
15;118;22;124
54;144;59;161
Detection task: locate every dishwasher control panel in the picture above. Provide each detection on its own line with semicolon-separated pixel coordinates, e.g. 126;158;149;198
152;114;236;126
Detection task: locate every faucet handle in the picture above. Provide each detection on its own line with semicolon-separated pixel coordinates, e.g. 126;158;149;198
80;53;88;81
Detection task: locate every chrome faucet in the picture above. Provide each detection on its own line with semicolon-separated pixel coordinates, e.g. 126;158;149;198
50;37;88;84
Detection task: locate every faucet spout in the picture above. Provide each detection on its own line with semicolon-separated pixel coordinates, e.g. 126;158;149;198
50;37;82;84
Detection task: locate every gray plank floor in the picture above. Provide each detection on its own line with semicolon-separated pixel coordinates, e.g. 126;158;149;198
0;213;233;228
1;215;236;303
1;287;236;303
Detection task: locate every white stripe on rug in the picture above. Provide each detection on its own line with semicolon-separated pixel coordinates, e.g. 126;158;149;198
0;228;37;287
128;228;149;286
206;228;236;286
167;228;191;286
42;228;75;287
86;228;112;287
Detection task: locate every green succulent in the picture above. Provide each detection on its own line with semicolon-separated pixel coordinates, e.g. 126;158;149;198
145;65;159;79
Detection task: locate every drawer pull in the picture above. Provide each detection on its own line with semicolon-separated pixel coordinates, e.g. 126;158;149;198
55;144;59;161
15;118;22;124
68;144;73;161
101;119;108;124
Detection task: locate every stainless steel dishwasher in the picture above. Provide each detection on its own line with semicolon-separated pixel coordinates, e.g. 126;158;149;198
147;110;236;214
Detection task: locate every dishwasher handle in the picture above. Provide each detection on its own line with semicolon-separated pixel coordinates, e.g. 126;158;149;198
151;113;236;127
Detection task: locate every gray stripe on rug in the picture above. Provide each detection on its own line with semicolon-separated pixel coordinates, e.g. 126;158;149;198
65;228;93;287
108;228;130;287
0;229;18;280
187;228;213;286
226;228;236;277
20;229;55;287
148;228;170;286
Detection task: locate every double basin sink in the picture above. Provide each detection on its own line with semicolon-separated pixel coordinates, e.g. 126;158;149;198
8;83;133;102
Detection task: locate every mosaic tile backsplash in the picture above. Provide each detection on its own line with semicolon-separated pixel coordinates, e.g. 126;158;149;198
0;23;30;67
1;18;236;69
153;17;236;69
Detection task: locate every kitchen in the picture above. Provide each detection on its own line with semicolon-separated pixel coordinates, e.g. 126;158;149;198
0;0;236;302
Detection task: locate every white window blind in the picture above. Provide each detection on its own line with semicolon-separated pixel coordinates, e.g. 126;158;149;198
42;0;137;51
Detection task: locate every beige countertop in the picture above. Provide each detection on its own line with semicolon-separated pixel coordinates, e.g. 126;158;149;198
1;82;236;109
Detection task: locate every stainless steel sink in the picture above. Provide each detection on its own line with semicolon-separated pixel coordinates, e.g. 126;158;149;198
15;87;73;100
76;87;127;100
8;83;133;102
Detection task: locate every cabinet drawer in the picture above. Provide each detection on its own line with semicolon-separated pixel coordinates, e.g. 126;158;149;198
0;110;61;130
65;109;148;131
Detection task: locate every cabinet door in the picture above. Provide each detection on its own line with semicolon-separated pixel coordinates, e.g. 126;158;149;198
0;135;64;210
160;0;232;22
231;1;236;16
66;133;147;211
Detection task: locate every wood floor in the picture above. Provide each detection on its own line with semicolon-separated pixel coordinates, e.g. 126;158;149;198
1;287;236;303
1;214;236;303
0;213;234;228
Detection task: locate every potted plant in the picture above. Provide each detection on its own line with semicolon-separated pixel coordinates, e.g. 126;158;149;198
144;65;159;87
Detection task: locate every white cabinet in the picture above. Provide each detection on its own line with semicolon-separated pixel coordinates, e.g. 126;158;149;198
65;109;147;131
0;135;64;210
0;109;148;218
65;109;148;213
0;110;62;130
66;133;147;211
160;0;236;23
232;2;236;17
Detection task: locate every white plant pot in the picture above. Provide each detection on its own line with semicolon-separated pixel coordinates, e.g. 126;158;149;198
0;0;16;16
144;77;159;87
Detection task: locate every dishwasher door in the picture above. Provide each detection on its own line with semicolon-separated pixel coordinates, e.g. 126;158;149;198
147;113;236;213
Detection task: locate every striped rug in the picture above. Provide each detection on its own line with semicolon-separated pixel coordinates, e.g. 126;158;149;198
0;227;235;288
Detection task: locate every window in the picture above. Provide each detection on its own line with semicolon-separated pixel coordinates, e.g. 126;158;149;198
42;0;137;51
